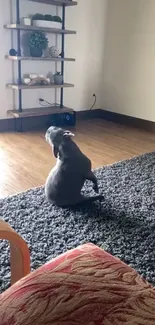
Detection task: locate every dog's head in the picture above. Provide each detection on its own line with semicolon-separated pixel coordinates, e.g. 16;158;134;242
45;126;74;158
45;126;74;146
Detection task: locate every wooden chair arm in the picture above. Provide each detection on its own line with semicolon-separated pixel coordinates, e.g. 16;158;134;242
0;219;30;285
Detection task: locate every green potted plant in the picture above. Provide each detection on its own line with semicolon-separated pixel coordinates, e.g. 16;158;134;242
32;13;62;29
32;13;45;21
52;16;62;23
28;31;48;57
54;72;63;85
44;14;53;21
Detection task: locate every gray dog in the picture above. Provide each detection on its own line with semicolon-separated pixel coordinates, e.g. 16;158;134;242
45;126;103;207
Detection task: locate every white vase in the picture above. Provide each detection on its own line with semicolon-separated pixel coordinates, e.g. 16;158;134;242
32;20;62;29
54;74;63;85
21;17;31;26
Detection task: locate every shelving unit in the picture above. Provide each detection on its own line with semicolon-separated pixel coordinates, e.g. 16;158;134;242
5;0;77;130
6;83;74;90
5;55;75;62
8;106;73;118
4;24;76;35
28;0;77;6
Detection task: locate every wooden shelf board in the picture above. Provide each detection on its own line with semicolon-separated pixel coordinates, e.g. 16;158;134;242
6;83;74;90
28;0;77;6
4;24;76;35
7;106;74;118
5;55;75;62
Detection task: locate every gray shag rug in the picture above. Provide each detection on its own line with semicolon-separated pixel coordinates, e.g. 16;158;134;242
0;152;155;293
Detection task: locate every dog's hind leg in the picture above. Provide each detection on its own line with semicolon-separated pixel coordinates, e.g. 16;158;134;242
60;194;104;208
85;171;99;193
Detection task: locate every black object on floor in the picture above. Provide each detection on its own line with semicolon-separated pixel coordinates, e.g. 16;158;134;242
0;152;155;292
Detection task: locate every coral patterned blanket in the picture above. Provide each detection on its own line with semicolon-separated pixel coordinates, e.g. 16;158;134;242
0;243;155;324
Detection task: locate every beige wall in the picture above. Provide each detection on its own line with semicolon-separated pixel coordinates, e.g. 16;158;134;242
0;0;107;119
102;0;155;121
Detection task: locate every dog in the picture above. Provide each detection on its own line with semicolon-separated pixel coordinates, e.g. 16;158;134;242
45;126;103;207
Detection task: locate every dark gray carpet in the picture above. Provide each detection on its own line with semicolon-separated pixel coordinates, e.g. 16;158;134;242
0;152;155;293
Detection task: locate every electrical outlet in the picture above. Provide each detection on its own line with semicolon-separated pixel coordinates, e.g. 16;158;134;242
39;98;44;102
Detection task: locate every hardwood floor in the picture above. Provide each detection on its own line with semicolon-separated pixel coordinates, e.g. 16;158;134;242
0;118;155;198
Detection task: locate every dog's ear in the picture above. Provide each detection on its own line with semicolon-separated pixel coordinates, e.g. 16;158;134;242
63;130;75;138
53;145;59;158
